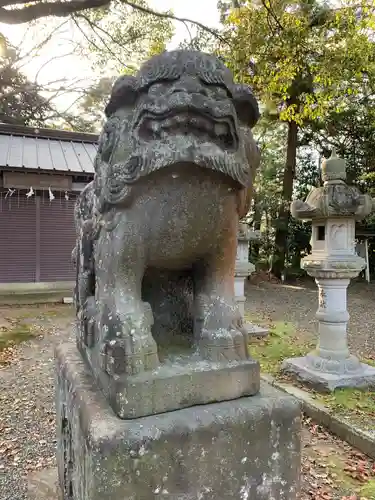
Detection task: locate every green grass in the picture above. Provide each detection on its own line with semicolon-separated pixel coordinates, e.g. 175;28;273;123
245;314;375;495
315;453;375;498
247;319;312;375
360;479;375;498
364;357;375;368
17;304;74;320
0;305;74;356
320;388;375;413
317;388;375;431
246;315;375;431
0;321;37;351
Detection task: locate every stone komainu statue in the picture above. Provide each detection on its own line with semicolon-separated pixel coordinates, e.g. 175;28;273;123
74;50;260;378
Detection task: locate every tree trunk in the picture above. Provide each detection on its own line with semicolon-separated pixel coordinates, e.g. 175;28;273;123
250;192;262;261
271;120;298;278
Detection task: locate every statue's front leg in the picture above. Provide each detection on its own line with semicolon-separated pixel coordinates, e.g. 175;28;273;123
96;222;159;376
193;229;248;362
101;297;159;376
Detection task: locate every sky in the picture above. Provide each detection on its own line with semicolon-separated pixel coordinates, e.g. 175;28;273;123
0;0;220;110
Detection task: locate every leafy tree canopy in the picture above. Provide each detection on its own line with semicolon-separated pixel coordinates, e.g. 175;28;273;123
0;35;66;126
218;0;375;126
73;0;174;74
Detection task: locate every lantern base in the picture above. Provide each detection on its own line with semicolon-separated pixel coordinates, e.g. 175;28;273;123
282;355;375;392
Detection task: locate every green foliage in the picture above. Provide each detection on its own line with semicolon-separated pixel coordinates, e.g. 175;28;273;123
253;119;286;223
75;76;114;131
0;36;59;126
219;0;375;126
75;0;174;74
245;118;286;266
302;87;375;186
214;0;375;277
248;120;316;271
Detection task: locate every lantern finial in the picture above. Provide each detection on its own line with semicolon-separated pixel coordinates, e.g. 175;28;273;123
321;147;346;183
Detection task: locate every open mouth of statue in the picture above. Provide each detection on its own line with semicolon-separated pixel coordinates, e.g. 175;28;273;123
137;111;237;151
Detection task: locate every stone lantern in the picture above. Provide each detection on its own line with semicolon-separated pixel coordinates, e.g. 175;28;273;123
235;222;268;337
235;222;256;316
282;149;375;391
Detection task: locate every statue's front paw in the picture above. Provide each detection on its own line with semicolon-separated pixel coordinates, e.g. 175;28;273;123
199;327;247;362
100;335;159;376
101;302;159;376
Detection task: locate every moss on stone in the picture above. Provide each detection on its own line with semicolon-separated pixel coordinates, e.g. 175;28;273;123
318;388;375;431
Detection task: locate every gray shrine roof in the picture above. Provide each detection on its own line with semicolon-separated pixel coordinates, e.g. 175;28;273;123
0;124;98;175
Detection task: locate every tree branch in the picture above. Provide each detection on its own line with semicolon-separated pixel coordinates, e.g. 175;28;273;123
0;0;228;45
260;0;284;32
74;13;134;67
33;51;76;84
0;0;108;23
123;1;226;43
76;13;129;53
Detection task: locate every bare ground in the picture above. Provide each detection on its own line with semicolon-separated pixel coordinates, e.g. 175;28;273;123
0;283;374;499
0;304;73;500
245;278;375;360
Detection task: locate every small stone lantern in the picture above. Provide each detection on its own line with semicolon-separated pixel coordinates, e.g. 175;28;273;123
235;222;268;337
235;222;256;316
282;149;375;391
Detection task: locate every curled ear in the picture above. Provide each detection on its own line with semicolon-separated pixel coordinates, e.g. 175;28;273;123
97;116;121;164
104;75;139;117
232;84;260;128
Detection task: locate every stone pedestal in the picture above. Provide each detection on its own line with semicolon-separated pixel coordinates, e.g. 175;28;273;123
283;149;375;391
56;343;301;500
234;262;255;318
282;270;375;391
79;341;260;418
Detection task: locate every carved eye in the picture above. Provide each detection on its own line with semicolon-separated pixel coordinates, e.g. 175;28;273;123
232;84;260;128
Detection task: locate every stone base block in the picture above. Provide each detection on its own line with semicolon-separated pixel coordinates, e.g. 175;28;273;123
79;342;260;419
245;322;269;338
28;468;59;500
56;344;301;500
282;356;375;392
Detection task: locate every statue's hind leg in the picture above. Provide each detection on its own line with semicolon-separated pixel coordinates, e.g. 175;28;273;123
96;221;159;376
193;224;248;362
